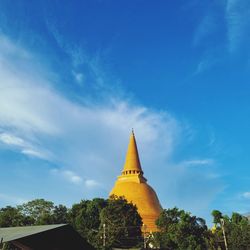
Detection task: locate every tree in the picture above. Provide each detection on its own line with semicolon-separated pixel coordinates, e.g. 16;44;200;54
69;198;107;249
154;207;209;250
52;204;69;224
211;210;223;224
99;196;142;249
18;199;55;225
0;206;25;227
0;200;69;228
211;210;250;250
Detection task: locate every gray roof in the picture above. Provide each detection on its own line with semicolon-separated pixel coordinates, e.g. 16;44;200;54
0;224;66;243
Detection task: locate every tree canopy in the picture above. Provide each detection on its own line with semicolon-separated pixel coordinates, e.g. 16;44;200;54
154;207;209;250
69;196;142;249
18;199;55;225
211;210;250;250
100;196;142;249
2;198;250;250
0;197;142;249
0;206;25;227
69;198;107;248
0;199;68;227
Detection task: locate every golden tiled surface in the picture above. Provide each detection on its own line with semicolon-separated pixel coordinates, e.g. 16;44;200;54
110;179;162;232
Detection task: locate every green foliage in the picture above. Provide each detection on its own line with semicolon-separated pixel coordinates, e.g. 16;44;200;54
69;198;107;248
211;210;222;224
99;196;142;249
53;204;68;224
6;198;250;250
154;207;208;250
211;210;250;250
0;199;69;228
69;196;142;249
0;206;26;227
0;197;142;249
3;198;250;250
18;199;54;225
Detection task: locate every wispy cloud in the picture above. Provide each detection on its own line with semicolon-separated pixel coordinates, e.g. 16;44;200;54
193;13;217;47
194;53;218;75
0;33;223;217
21;149;49;159
191;2;224;75
0;193;27;205
51;169;83;185
182;158;214;167
50;169;101;188
72;70;84;85
241;192;250;199
0;132;50;160
0;133;26;147
159;159;224;218
45;21;108;89
192;0;250;74
0;33;180;185
85;179;100;189
226;0;250;53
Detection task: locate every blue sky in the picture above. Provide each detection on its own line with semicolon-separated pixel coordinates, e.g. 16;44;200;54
0;0;250;224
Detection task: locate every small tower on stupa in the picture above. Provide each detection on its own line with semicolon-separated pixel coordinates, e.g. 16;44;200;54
110;130;162;232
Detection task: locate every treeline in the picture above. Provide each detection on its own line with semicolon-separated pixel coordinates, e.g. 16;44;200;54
0;197;142;249
0;197;250;249
154;208;250;250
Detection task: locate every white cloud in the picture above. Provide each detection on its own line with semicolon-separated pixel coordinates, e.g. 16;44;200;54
0;133;26;147
158;159;225;220
192;0;250;54
0;34;179;168
0;193;27;205
50;169;100;188
46;22;107;89
0;35;30;59
62;170;83;184
0;33;223;217
194;56;215;75
85;179;100;189
192;0;250;75
51;169;83;185
193;47;223;75
21;149;49;159
72;70;84;84
242;192;250;199
193;13;217;47
182;159;214;166
0;132;50;160
226;0;250;53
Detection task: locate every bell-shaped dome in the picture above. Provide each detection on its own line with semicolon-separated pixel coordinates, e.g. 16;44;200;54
110;131;162;232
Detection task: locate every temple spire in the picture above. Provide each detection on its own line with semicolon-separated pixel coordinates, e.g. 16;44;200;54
110;130;162;232
122;130;143;174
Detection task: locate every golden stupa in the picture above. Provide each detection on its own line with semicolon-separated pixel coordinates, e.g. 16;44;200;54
110;130;162;232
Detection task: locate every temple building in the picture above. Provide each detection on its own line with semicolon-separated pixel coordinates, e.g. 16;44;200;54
110;130;162;232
